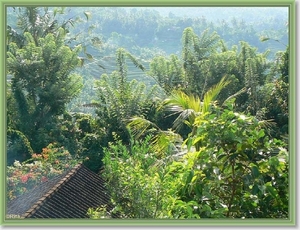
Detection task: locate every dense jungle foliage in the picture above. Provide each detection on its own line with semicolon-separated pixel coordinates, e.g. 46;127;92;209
6;6;290;219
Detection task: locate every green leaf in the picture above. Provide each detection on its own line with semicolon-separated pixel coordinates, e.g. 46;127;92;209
251;202;258;207
243;192;251;198
195;184;202;197
266;184;278;199
201;204;212;213
251;184;259;195
228;153;238;161
268;156;279;167
84;11;92;21
186;170;194;184
258;129;265;138
85;53;93;60
192;135;204;146
191;175;197;183
186;205;193;217
251;165;260;178
260;36;270;42
217;153;227;161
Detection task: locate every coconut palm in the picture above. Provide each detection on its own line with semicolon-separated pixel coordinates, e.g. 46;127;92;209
163;76;230;133
127;76;231;156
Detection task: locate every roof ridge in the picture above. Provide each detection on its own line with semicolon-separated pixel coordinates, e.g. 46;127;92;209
22;163;83;218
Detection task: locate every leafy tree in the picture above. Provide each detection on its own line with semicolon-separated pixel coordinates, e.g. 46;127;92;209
178;100;288;218
7;129;33;165
235;41;270;114
7;7;75;49
148;28;269;113
257;47;289;139
96;103;288;219
118;74;288;218
7;29;83;153
148;54;185;94
101;136;169;218
181;27;220;96
73;113;108;172
89;48;161;144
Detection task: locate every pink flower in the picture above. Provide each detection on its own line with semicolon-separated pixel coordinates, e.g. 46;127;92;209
20;175;28;183
27;173;33;178
41;176;48;182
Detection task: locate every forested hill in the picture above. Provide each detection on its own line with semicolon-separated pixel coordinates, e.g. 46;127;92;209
143;6;288;24
62;6;288;55
38;6;288;90
7;6;287;56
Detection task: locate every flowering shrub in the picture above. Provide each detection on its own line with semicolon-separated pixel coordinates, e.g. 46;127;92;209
7;143;80;201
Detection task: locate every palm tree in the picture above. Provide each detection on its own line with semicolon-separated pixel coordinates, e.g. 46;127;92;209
127;76;231;155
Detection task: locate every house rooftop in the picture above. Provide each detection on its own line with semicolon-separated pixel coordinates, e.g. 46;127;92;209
7;163;115;218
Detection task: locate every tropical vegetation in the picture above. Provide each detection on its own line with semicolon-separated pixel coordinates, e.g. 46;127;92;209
6;6;290;219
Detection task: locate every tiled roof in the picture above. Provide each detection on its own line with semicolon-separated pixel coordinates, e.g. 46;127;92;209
7;163;115;218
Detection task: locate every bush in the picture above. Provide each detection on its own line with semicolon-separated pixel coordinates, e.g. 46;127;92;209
7;142;80;201
7;129;33;165
98;103;288;219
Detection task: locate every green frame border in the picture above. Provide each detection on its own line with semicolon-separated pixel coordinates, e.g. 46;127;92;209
0;0;296;227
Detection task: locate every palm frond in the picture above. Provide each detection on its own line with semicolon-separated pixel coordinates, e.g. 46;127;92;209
202;76;230;113
198;29;220;50
127;116;160;139
125;51;145;71
164;90;201;112
17;7;39;32
172;109;196;131
222;87;247;107
162;90;202;131
151;130;182;157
